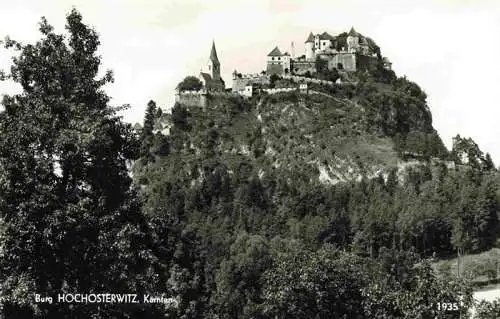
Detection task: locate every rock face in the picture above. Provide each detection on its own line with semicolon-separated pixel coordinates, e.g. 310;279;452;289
152;71;448;188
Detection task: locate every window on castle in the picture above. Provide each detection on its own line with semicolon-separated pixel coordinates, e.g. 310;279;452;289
278;57;281;60
272;57;275;60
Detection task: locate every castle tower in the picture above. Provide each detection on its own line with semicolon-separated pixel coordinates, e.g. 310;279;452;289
305;32;315;61
207;40;221;81
347;27;359;53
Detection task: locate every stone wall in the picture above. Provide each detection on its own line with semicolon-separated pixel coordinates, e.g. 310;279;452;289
176;90;241;108
292;61;316;75
283;75;336;86
262;87;296;94
267;63;284;75
210;91;239;98
328;53;356;72
356;54;379;71
175;91;207;108
232;74;269;92
232;78;249;93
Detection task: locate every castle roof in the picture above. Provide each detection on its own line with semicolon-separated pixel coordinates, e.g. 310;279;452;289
200;72;225;86
318;32;336;41
305;32;314;43
210;41;220;64
267;46;283;56
283;51;290;56
348;27;358;37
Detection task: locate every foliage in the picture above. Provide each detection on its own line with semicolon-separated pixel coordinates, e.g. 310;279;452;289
261;247;367;318
6;10;497;318
177;75;203;91
269;74;281;88
363;253;473;318
475;298;500;319
130;23;499;319
0;10;162;318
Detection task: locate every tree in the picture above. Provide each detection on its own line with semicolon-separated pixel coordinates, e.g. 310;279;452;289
140;100;158;162
261;247;367;318
152;132;170;157
269;74;280;88
0;10;162;318
475;299;500;319
177;75;203;91
142;100;157;139
363;259;473;318
483;153;495;171
212;232;271;318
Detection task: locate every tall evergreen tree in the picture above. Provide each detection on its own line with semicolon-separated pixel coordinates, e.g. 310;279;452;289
139;100;158;163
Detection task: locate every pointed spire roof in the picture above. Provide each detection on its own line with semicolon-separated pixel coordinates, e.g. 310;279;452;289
267;46;283;56
348;27;358;37
210;40;219;64
305;32;314;43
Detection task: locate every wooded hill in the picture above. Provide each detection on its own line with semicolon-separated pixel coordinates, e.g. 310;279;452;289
0;9;498;318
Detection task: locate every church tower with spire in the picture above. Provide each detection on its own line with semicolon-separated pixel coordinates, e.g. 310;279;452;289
199;40;225;92
207;41;221;81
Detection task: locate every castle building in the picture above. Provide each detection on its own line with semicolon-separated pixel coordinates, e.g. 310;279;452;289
346;27;359;52
305;32;315;61
229;27;392;96
231;71;270;94
199;41;225;92
304;31;338;62
266;46;291;75
266;27;386;76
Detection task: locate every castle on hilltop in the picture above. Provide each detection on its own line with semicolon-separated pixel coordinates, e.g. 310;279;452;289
232;27;392;95
266;27;390;76
176;28;393;103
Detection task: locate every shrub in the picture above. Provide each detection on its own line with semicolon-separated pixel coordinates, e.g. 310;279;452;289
475;299;500;319
177;76;203;91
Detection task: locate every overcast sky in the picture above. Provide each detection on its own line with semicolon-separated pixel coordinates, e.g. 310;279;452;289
0;0;499;162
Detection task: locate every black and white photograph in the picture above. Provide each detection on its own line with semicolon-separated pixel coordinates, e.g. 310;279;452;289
0;0;499;318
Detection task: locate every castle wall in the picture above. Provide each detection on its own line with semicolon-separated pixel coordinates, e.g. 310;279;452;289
328;53;357;71
175;92;207;108
263;87;296;94
232;74;270;92
283;75;335;86
232;78;249;92
292;61;316;75
176;90;241;108
267;63;284;75
282;56;291;73
356;55;379;71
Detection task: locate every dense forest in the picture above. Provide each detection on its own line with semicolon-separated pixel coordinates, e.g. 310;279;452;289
0;10;498;319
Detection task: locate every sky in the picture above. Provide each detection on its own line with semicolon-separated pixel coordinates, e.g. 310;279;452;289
0;0;499;162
